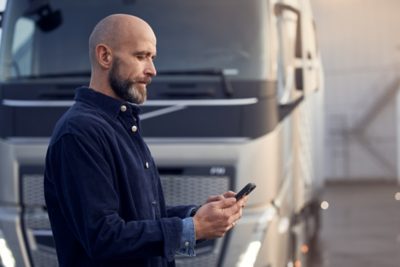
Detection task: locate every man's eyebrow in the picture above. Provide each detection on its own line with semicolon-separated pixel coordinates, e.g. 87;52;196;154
134;51;156;57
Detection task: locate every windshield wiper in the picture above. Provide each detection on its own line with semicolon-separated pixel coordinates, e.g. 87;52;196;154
156;69;235;97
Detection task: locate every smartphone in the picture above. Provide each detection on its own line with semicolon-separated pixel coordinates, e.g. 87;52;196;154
235;183;256;200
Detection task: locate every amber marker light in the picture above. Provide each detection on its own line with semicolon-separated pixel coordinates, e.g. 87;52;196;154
301;244;309;254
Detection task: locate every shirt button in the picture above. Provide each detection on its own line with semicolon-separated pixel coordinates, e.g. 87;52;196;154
152;200;157;205
145;161;150;169
184;241;190;247
120;105;127;112
131;125;138;133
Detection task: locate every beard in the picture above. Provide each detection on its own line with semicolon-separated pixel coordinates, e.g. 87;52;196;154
108;58;146;104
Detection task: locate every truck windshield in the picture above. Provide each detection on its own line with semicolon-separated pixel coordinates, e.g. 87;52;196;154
0;0;268;81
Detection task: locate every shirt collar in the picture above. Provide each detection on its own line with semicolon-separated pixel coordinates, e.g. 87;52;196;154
74;87;142;118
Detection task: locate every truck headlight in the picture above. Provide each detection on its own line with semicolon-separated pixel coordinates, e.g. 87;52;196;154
0;229;16;267
236;241;262;267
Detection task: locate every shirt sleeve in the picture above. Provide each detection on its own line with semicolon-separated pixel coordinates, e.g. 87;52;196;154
166;205;197;219
176;218;196;257
45;133;182;262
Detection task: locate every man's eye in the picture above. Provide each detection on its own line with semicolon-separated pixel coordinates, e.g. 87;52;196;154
136;55;145;60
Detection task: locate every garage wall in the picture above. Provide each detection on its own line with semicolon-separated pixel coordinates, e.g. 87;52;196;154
311;0;400;181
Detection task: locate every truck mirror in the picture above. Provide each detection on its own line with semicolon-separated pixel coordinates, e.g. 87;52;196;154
35;4;62;32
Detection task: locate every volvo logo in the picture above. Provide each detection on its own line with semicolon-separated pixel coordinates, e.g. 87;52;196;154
210;167;226;176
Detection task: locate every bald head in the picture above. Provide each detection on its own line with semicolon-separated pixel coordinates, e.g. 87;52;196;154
89;14;156;67
88;14;157;104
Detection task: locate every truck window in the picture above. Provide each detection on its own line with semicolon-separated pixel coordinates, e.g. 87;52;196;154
12;17;34;77
1;0;271;81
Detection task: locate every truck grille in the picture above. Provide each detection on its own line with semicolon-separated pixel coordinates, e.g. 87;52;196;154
21;168;231;267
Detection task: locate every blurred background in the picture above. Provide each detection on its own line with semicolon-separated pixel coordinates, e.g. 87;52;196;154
311;1;400;266
312;0;400;182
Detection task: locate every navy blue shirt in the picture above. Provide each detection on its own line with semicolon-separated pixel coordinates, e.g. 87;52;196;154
44;87;194;267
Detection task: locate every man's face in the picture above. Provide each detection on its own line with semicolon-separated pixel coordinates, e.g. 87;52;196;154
108;33;157;104
109;57;143;104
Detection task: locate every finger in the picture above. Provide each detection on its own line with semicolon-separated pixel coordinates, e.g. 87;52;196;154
237;196;248;207
236;207;243;220
229;208;242;222
228;200;246;217
223;191;236;198
207;195;224;203
215;197;236;209
222;202;242;218
227;221;237;231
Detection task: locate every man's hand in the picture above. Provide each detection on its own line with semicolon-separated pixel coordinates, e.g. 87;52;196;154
193;192;248;240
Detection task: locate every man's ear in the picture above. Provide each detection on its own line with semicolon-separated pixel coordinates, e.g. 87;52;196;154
96;44;112;69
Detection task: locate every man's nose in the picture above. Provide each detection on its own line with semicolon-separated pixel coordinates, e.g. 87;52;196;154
145;60;157;77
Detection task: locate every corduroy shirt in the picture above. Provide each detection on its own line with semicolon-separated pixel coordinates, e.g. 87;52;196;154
44;87;194;267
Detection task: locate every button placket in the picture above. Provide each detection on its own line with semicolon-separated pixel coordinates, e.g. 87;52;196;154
125;111;149;171
131;114;138;133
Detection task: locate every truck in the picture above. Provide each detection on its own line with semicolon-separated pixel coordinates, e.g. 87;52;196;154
0;0;324;266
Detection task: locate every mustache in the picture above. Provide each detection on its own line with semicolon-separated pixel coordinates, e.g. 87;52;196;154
135;77;152;85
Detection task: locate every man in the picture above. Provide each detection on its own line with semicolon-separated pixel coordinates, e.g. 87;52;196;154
44;14;246;267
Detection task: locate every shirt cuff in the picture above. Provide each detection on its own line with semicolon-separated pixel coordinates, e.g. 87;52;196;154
176;217;196;257
187;206;199;217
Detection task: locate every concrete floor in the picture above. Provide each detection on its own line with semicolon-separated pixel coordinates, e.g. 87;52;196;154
310;182;400;267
